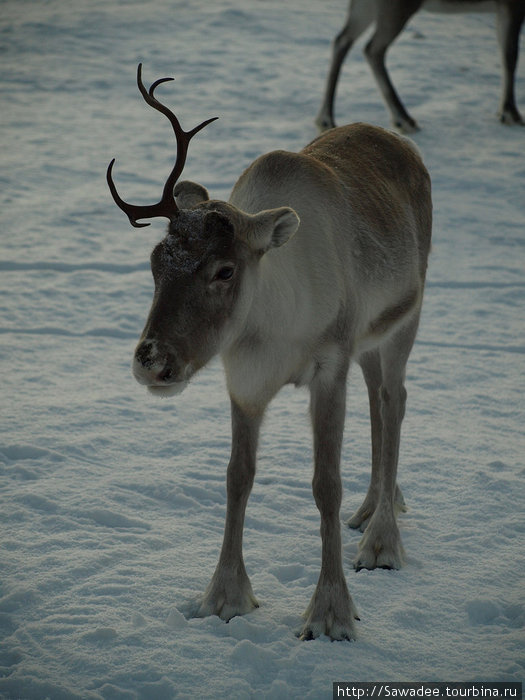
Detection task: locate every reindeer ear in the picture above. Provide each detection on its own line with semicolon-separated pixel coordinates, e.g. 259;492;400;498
174;181;210;209
247;207;300;253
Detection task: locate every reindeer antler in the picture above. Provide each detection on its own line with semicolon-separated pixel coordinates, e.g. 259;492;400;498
107;63;218;228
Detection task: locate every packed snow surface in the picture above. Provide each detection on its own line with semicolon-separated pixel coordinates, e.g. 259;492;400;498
1;1;524;698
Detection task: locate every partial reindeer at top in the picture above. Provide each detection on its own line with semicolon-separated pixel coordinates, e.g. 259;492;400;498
317;0;525;132
107;64;432;641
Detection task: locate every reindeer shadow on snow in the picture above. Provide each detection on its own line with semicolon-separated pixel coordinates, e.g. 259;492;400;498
107;64;432;641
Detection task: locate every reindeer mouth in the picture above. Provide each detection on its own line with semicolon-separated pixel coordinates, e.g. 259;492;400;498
147;380;188;398
132;346;194;397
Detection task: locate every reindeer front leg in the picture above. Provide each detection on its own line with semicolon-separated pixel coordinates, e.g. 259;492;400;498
300;354;359;641
196;400;261;621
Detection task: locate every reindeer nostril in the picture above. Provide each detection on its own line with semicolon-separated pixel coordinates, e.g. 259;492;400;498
159;366;173;382
135;343;153;369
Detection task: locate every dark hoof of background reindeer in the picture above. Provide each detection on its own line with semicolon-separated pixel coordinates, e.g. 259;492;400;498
393;117;420;134
315;115;336;132
499;110;525;125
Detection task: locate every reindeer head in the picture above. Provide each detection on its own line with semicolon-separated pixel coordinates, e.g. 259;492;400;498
107;65;299;396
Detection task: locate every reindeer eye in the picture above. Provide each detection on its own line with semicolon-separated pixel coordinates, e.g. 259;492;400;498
214;266;235;281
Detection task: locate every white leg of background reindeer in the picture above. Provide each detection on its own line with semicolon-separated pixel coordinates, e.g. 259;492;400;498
316;0;375;131
363;2;421;133
316;0;421;132
317;0;524;131
497;1;525;124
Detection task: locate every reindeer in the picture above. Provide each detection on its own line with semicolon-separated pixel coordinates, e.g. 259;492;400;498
107;64;432;641
316;0;525;132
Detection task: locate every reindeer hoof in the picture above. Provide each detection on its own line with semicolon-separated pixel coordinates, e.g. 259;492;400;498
354;537;404;571
298;621;356;642
354;509;405;571
393;117;420;134
298;628;315;642
315;115;336;132
499;109;525;125
299;579;359;641
196;566;259;621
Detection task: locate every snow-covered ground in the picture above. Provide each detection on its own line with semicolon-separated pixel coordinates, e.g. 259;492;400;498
1;1;524;698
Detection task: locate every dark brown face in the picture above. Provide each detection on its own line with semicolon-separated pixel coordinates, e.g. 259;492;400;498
132;207;248;396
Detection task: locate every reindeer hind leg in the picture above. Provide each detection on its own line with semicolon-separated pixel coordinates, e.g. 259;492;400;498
349;349;407;533
496;1;525;125
316;0;375;131
354;315;419;571
364;0;423;132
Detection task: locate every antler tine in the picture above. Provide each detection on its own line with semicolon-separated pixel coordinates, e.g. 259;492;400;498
106;63;218;228
137;64;218;203
137;64;179;131
143;70;218;136
106;159;153;228
149;77;175;96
